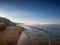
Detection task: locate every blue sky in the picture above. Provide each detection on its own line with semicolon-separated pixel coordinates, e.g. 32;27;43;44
0;0;60;24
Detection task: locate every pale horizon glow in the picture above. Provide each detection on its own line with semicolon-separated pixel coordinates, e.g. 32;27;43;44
12;20;60;25
0;1;60;25
0;10;60;25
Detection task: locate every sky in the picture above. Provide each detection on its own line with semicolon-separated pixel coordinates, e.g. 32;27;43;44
0;0;60;24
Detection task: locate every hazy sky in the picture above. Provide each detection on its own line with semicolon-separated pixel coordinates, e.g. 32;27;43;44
0;0;60;24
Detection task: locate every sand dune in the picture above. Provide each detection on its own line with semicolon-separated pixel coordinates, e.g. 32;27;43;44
0;17;24;45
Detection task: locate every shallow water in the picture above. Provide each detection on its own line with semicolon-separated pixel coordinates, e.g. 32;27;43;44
17;24;60;45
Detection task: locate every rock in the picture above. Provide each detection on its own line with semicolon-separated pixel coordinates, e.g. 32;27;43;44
0;17;15;26
0;17;15;31
0;22;7;30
